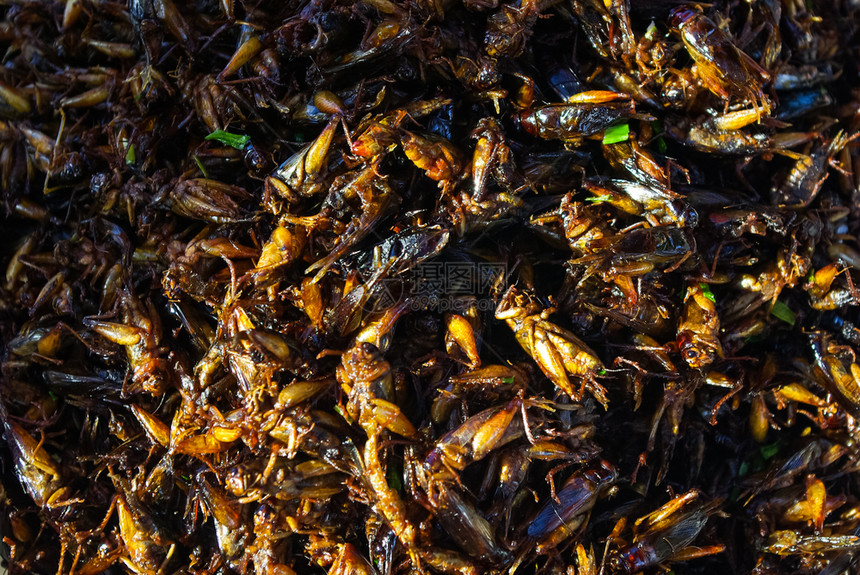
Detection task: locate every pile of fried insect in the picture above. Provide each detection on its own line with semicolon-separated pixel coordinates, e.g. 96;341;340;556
2;0;860;573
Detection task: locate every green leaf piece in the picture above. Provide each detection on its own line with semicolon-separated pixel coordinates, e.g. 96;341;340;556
770;300;796;326
586;195;612;203
387;462;403;494
760;441;780;460
699;283;716;303
193;154;209;178
602;123;630;145
205;129;250;149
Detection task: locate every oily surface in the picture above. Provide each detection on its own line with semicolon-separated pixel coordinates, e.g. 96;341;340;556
1;0;860;574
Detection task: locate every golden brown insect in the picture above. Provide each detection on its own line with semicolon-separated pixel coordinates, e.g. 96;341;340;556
336;342;420;563
470;117;517;201
84;287;173;394
515;94;636;145
676;283;723;370
495;286;607;405
268;116;340;202
401;129;467;191
670;5;770;112
606;490;725;574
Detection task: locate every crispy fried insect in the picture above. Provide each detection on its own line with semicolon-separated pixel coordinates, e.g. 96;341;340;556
516;95;636;144
3;1;860;574
676;283;723;370
670;5;770;111
606;491;725;574
496;286;607;405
